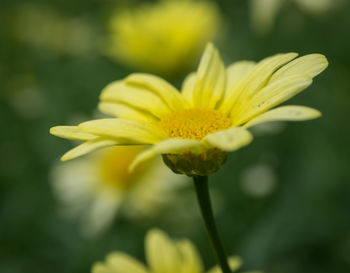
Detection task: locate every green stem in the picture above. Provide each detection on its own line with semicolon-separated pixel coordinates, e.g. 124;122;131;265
193;176;232;273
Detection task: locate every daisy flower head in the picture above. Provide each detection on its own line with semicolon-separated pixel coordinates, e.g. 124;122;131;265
105;0;221;76
50;43;328;177
92;228;260;273
50;146;186;237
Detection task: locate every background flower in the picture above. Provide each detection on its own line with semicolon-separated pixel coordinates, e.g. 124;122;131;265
51;146;187;237
92;229;261;273
104;0;222;76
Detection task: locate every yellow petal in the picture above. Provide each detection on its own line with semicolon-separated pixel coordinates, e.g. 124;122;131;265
221;53;298;114
243;105;321;128
129;138;203;171
176;240;203;273
234;74;312;125
269;54;328;83
193;43;226;108
50;126;97;141
98;102;157;122
79;118;167;144
125;73;186;111
91;263;109;273
204;127;253;152
207;256;243;273
100;80;172;119
61;138;118;161
225;61;256;95
106;252;148;273
181;72;196;106
146;229;181;273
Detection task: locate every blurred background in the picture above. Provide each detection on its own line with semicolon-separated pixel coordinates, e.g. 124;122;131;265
1;0;350;272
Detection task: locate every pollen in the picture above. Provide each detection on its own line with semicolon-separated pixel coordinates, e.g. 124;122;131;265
159;108;232;140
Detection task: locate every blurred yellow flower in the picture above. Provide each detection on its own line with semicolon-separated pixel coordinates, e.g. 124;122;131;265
51;43;327;176
105;0;221;76
250;0;343;34
50;146;186;237
92;229;261;273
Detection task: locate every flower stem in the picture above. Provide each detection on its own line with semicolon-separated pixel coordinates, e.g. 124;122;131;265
193;175;231;273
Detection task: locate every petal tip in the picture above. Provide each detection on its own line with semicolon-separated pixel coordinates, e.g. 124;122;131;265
205;41;214;49
49;126;57;135
60;154;70;162
311;109;322;119
50;126;66;137
319;54;329;70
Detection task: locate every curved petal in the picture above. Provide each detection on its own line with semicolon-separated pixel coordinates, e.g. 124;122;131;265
225;61;256;96
79;118;167;144
181;72;196;106
204;127;253;152
98;102;157;122
100;80;172;119
207;256;243;273
146;229;181;273
193;43;226;108
234;74;312;125
129;138;203;171
176;240;203;273
243;105;321;128
125;73;187;111
50;126;97;141
269;54;328;83
220;53;298;114
106;252;148;273
61;138;118;161
92;263;109;273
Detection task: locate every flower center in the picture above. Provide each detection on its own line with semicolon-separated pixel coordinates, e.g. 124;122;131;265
99;146;151;191
159;108;232;140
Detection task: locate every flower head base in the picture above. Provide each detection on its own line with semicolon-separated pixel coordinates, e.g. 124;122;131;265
92;229;259;273
106;0;221;75
159;108;232;176
163;149;228;176
51;43;328;177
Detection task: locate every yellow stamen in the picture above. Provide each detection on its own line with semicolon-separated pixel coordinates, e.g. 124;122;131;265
159;108;232;140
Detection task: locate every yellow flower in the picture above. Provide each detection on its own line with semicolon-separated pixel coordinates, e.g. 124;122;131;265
50;43;328;176
50;146;186;237
250;0;343;34
105;0;221;75
92;229;261;273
